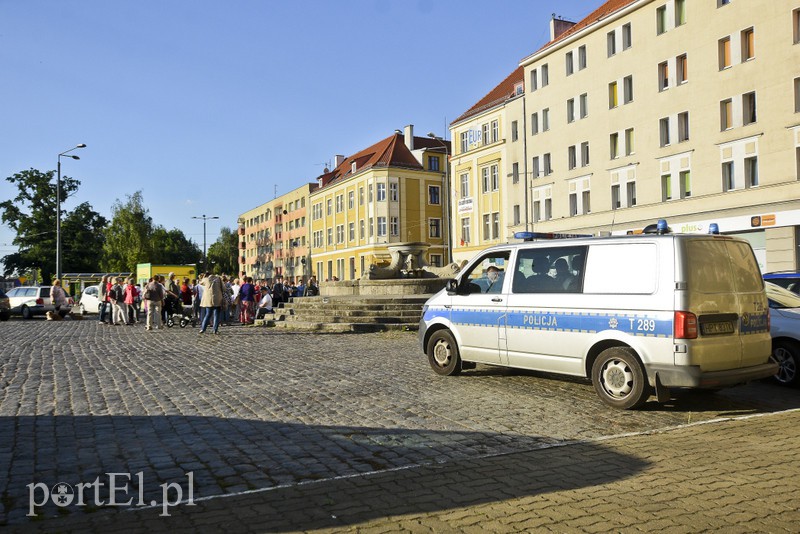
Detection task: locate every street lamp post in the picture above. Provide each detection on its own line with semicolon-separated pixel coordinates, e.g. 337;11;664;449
56;143;86;281
193;214;219;271
427;133;451;264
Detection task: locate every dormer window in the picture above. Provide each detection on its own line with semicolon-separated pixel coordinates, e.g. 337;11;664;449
351;162;357;174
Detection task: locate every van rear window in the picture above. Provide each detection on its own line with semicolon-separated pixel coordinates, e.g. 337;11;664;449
686;240;762;293
583;243;658;294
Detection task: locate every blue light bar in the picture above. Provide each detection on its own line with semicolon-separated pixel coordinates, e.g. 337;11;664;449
708;223;720;235
514;231;593;242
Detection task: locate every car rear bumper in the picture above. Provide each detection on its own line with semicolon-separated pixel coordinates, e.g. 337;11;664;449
648;361;779;388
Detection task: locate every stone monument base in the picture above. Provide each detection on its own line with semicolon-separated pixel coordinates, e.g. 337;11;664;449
321;278;448;297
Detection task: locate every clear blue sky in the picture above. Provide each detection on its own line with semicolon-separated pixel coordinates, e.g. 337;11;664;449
0;0;596;270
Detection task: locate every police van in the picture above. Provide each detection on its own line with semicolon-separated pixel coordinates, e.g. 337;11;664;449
419;220;776;409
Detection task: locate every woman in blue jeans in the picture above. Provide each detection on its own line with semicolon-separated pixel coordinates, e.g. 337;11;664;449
199;273;224;334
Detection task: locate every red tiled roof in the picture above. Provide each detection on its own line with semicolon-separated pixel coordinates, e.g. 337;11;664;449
534;0;637;54
317;133;450;189
451;66;525;126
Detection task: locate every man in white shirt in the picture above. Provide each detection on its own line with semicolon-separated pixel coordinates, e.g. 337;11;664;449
255;287;273;319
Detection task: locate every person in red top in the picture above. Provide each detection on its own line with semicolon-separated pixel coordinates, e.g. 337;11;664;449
124;277;139;324
180;278;193;306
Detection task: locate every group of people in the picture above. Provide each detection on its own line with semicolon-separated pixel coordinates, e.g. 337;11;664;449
96;273;320;334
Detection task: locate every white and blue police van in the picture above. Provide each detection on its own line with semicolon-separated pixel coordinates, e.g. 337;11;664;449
419;220;776;409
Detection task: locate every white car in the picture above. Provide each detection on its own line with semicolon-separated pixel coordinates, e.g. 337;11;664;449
766;281;800;386
78;285;103;315
5;286;73;318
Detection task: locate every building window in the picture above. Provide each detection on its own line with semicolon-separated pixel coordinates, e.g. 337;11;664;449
376;183;386;201
429;218;441;238
390;217;398;236
326;199;332;216
368;184;373;203
567;98;575;123
745;156;759;187
390;183;398;202
349;222;355;241
543;153;552;175
360;219;365;239
623;75;634;103
581;142;590;167
483;214;490;240
607;31;617;57
512;162;519;184
578;45;587;69
359;187;364;205
569;184;591;216
542;64;549;86
530;69;538;91
336;194;344;212
580;93;588;118
482;123;490;145
327;228;333;245
743;91;757;125
721;98;733;130
336;224;344;244
680;170;691;197
718;0;731;6
542;108;550;131
795;77;800;113
482;167;490;193
678;112;690;142
662;174;672;201
677;54;688;84
719;37;731;69
492;213;500;239
656;5;667;35
675;0;686;26
610;132;620;159
429;254;442;267
461;217;471;244
532;186;552;223
568;145;577;170
659;61;669;91
491;164;499;191
660;117;671;147
609;81;618;108
428;156;440;171
377;217;387;237
460;132;469;153
742;28;755;61
348;191;354;209
491;120;499;142
513;205;521;225
566;51;574;75
794;8;800;44
531;112;539;135
460;173;469;198
622;23;632;49
612;184;621;209
532;156;540;178
511;120;518;142
722;161;735;191
428;185;441;204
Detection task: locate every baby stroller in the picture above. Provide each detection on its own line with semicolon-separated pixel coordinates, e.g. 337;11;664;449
165;296;196;328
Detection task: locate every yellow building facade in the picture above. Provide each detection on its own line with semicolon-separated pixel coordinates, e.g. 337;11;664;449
238;183;316;283
309;125;449;281
452;0;800;271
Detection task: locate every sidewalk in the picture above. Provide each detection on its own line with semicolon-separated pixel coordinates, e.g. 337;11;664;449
21;409;800;533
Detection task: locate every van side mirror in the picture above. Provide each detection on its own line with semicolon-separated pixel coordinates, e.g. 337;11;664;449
445;279;459;294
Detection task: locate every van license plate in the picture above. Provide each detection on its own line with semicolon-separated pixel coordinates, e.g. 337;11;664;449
701;322;734;335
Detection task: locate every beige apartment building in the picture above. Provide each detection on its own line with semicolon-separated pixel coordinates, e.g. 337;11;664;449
237;183;317;283
451;0;800;271
309;125;449;281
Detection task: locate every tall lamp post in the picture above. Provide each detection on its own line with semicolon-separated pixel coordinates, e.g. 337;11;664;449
427;133;451;264
193;214;219;271
56;143;86;281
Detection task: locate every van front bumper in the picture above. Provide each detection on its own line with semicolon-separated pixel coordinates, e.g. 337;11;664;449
648;361;778;389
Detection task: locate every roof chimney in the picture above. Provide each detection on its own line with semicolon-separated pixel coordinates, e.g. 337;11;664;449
334;155;346;167
404;124;414;150
550;15;576;41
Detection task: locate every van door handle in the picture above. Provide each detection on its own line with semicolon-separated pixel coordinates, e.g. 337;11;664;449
491;297;503;302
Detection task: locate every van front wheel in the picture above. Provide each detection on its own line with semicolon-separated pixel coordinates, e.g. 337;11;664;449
592;347;650;409
427;330;462;376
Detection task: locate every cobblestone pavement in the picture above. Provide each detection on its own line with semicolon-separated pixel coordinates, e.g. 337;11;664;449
1;319;799;532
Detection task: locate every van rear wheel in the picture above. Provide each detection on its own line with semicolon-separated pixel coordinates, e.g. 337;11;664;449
427;330;462;376
592;347;650;409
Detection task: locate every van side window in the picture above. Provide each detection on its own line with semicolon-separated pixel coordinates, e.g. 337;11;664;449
583;243;657;294
461;251;510;294
512;245;587;293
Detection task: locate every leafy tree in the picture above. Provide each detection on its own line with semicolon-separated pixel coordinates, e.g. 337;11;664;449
0;168;103;283
101;191;154;272
207;226;239;275
61;202;108;273
150;227;201;266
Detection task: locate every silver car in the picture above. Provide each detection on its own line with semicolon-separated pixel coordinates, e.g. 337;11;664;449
5;286;73;319
766;281;800;386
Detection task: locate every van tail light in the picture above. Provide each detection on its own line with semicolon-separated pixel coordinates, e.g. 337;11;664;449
35;298;44;305
674;311;698;339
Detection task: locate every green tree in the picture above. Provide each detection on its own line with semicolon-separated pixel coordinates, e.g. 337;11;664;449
0;168;103;283
207;226;239;275
61;202;108;273
101;191;154;272
150;227;201;266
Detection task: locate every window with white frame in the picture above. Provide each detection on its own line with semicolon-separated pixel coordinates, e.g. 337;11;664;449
794;8;800;44
460;217;471;244
656;5;667;35
492;213;500;239
623;75;634;103
428;155;440;171
327;228;333;245
377;216;386;237
359;187;364;205
742;27;755;61
429;218;441;238
678;111;690;142
720;98;733;130
460;173;470;198
491;164;499;190
390;216;399;236
677;54;688;84
567;98;575;123
428;185;441;204
626;128;635;155
360;219;365;239
719;37;731;69
482;123;490;145
659;117;671;147
482;214;490;240
390;182;398;201
675;0;686;26
580;93;588;118
460;132;469;153
377;183;386;202
336;194;344;213
542;64;549;86
531;112;539;135
568;177;591;216
581;142;590;167
482;167;490;193
369;218;374;237
491;120;499;143
743;91;757;125
659;151;693;199
336;224;344;244
543;108;550;131
544;153;552;175
566;51;574;75
611;169;638;210
511;120;518;142
512;162;519;184
607;30;617;57
326;199;332;216
368;184;373;203
622;23;632;49
348;191;354;209
658;61;669;91
348;222;355;241
578;45;587;69
610;132;620;159
513;205;521;225
530;69;538;91
532;185;552;222
568;145;577;170
532;156;540;178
